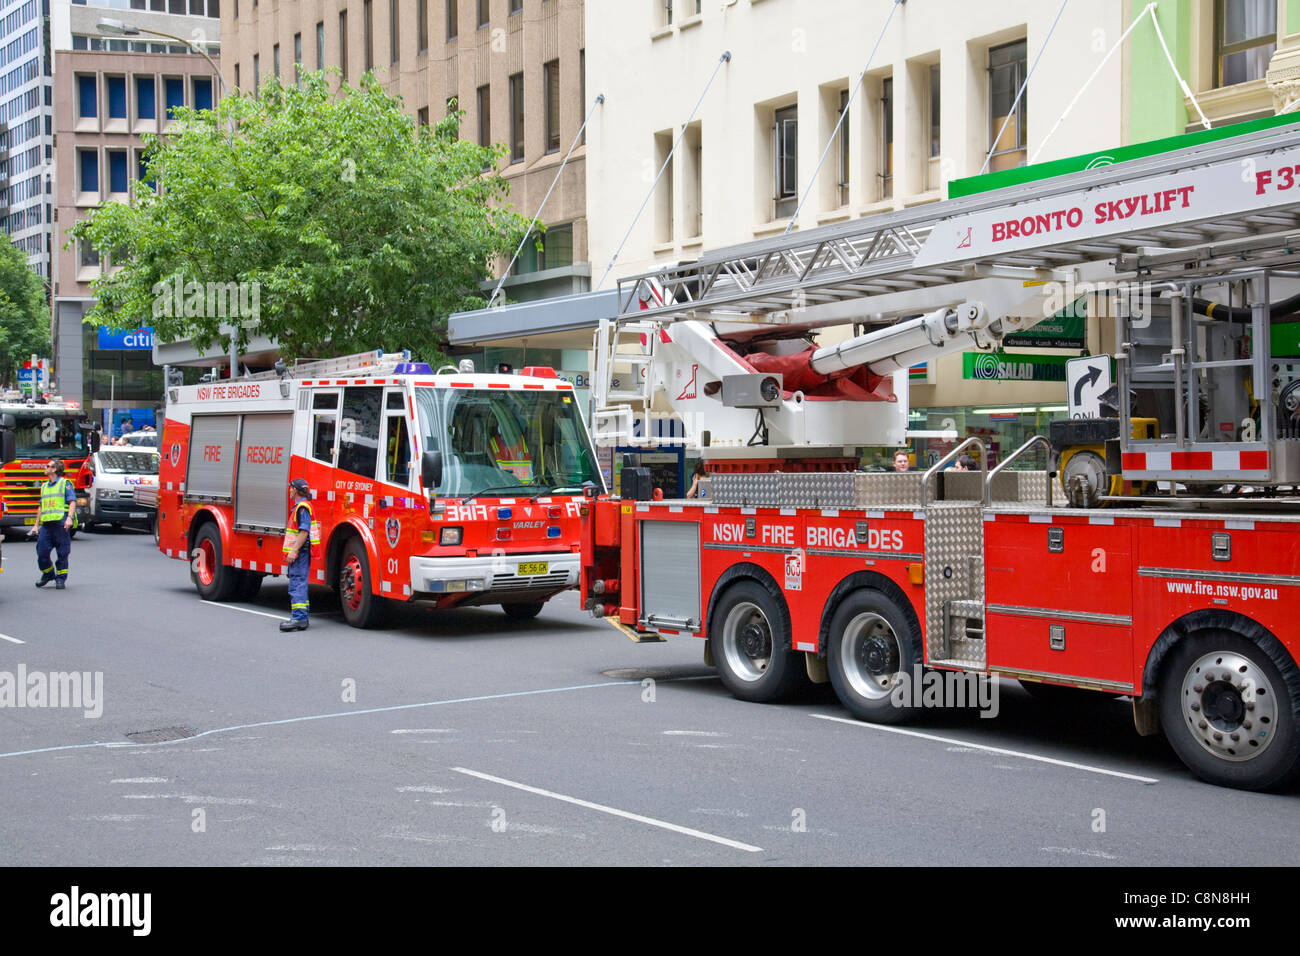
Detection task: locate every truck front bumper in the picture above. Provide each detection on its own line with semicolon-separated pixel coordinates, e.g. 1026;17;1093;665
408;552;579;599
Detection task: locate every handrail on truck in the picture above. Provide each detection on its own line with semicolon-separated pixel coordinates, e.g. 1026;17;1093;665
920;436;988;507
983;434;1054;508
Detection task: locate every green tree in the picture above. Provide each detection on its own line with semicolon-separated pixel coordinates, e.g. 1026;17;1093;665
71;72;528;363
0;238;49;387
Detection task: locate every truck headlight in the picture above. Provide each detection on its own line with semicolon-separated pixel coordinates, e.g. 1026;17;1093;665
439;526;463;546
97;488;118;499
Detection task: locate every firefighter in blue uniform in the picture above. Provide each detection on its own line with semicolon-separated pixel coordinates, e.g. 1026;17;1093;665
280;478;315;632
32;460;76;589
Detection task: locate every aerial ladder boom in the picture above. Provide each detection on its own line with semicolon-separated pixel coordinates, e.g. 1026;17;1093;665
592;118;1300;480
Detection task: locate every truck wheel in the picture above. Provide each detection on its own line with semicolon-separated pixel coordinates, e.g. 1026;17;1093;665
1158;630;1300;791
502;602;544;620
235;571;263;602
826;589;922;724
191;523;237;601
152;513;160;547
338;538;387;629
709;579;806;703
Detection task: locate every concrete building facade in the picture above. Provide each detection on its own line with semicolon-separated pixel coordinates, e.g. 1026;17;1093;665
0;0;54;280
51;33;220;424
221;0;591;307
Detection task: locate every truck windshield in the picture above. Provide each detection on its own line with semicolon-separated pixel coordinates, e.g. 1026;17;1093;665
7;411;88;459
414;386;601;497
98;450;159;474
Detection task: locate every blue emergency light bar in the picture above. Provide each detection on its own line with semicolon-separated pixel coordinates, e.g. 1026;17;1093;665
394;362;434;375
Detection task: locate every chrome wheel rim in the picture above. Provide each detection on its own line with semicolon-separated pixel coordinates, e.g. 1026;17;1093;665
1180;649;1277;762
722;601;773;682
839;611;903;701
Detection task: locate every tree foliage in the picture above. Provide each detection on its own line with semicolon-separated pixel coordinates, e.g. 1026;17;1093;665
71;71;528;363
0;237;49;386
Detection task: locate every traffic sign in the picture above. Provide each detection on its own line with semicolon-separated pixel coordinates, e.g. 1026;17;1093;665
1066;355;1112;418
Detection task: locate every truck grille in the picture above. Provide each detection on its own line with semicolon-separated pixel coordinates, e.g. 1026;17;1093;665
492;572;569;591
0;462;44;516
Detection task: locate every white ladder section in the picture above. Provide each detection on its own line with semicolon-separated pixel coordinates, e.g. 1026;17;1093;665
244;349;412;382
613;122;1300;326
591;319;660;445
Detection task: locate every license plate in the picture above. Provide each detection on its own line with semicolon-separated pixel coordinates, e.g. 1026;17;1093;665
517;562;548;576
129;512;147;519
23;517;35;526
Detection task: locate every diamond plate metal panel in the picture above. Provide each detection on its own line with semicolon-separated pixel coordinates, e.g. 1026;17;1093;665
851;472;923;508
924;502;984;666
785;471;855;508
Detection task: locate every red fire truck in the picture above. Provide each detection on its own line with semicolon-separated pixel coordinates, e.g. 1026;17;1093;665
0;396;92;534
157;351;604;626
578;118;1300;791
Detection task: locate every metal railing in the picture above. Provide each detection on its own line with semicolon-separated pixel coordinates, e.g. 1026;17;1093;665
920;436;987;507
984;434;1054;507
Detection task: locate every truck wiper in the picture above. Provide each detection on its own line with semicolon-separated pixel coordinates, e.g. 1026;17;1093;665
459;482;543;503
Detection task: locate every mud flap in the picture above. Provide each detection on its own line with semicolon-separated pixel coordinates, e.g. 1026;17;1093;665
1132;696;1160;737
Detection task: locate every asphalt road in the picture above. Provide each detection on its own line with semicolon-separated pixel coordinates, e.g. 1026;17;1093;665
0;529;1296;867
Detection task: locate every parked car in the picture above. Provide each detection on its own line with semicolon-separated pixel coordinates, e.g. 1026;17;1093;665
119;431;159;448
77;448;160;530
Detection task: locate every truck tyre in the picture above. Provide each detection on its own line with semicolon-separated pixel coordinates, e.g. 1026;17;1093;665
709;579;806;703
235;571;263;602
191;523;237;601
502;602;544;620
1158;629;1300;791
152;513;160;547
826;589;922;724
338;538;387;629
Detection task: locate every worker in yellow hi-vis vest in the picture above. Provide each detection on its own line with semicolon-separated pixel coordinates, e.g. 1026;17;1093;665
31;460;76;589
280;478;319;632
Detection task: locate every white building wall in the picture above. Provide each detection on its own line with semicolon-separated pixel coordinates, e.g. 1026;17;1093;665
586;0;1124;284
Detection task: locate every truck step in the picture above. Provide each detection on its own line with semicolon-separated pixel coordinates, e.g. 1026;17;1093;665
603;617;666;643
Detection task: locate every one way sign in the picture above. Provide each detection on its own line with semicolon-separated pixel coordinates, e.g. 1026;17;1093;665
1066;355;1112;418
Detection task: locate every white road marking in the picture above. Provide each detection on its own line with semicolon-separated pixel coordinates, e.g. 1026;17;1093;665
110;777;169;784
1042;845;1120;860
390;729;456;735
810;714;1159;784
451;767;763;853
0;633;25;644
0;678;662;759
395;785;450;793
200;601;289;621
662;730;728;737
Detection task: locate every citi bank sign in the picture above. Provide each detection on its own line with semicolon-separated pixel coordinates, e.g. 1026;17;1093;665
96;327;154;350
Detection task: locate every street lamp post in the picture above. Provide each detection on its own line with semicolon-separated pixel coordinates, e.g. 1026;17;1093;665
95;18;227;99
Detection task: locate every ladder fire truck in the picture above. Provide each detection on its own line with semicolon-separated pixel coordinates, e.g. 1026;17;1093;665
579;118;1300;791
157;351;604;626
0;395;92;534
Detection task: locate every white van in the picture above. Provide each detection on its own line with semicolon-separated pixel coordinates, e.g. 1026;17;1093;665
78;448;160;530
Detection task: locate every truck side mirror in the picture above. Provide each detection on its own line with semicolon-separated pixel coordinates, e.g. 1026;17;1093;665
79;422;101;453
421;450;443;490
0;414;14;465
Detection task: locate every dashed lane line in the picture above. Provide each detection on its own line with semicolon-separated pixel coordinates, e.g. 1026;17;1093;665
451;767;763;853
810;713;1159;784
